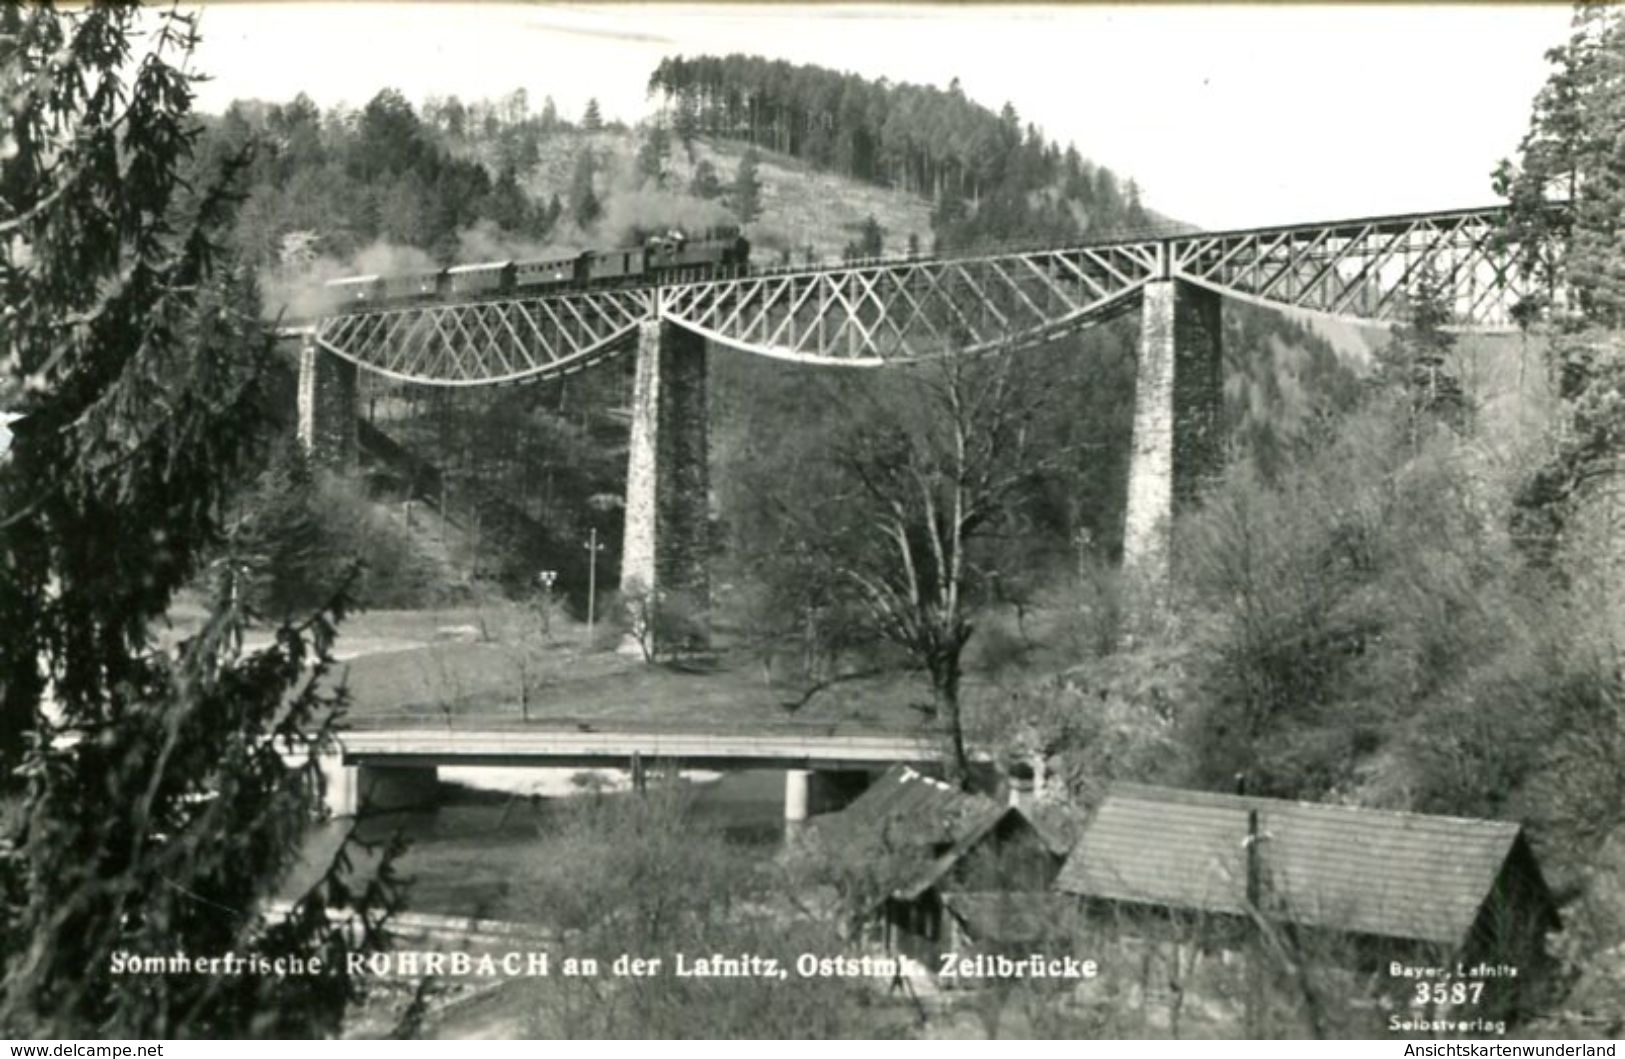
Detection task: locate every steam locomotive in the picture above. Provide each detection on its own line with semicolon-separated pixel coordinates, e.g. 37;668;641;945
323;228;752;310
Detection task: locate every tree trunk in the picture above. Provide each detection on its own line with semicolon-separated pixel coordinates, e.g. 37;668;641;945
932;658;970;788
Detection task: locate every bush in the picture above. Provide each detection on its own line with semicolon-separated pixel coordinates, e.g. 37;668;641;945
1166;387;1625;866
510;787;905;1038
586;587;632;652
618;580;710;660
237;445;449;616
963;614;1030;677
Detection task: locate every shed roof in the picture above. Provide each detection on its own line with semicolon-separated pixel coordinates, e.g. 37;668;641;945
1055;784;1537;947
817;768;1081;903
813;766;1007;901
820;765;1004;852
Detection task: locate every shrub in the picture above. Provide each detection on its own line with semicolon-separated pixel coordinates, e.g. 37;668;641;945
237;445;448;616
510;787;904;1038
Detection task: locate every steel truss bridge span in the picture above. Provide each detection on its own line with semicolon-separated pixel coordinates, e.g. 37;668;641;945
309;204;1544;387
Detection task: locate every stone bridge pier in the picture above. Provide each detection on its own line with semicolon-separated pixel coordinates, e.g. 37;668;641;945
293;317;719;649
1122;278;1224;592
620;318;712;649
296;332;358;469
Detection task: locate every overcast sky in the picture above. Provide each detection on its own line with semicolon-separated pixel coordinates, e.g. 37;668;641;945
180;3;1575;231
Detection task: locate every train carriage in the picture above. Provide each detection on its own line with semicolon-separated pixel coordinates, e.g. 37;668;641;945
447;261;513;298
513;253;584;291
324;274;382;306
381;271;442;302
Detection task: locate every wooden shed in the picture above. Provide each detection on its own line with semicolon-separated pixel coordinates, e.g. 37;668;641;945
812;765;1074;961
1055;783;1561;1016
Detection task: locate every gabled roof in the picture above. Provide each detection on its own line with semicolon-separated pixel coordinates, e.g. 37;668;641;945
816;767;1082;903
819;765;1004;852
1055;783;1542;947
895;804;1027;901
812;765;1006;901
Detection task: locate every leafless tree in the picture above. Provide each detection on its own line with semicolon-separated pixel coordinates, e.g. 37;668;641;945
828;345;1061;782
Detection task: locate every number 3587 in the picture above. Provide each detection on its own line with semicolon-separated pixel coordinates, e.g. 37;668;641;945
1414;982;1485;1006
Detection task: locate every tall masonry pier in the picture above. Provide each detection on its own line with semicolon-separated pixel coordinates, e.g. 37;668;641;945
620;318;712;647
296;332;358;469
1121;276;1224;591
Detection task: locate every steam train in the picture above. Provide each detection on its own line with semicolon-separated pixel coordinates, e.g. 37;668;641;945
323;228;752;309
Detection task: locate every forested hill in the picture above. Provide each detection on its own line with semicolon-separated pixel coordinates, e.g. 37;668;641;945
198;55;1174;295
648;54;1170;250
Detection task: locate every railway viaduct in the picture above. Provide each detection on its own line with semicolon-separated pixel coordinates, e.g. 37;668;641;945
291;204;1547;613
285;204;1552;820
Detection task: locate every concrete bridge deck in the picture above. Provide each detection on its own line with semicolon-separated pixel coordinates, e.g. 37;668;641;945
318;712;976;820
339;722;953;771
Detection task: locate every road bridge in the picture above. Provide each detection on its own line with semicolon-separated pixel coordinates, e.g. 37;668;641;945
286;203;1558;642
318;721;970;828
340;723;949;771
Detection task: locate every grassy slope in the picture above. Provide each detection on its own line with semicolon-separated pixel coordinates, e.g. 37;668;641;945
692;137;935;263
508;129;935;263
335;633;936;733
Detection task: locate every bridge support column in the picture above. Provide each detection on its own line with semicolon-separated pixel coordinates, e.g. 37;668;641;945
1123;279;1224;592
784;769;812;831
316;754;360;817
296;332;358;470
294;752;362;817
783;768;875;839
621;319;711;652
356;764;439;812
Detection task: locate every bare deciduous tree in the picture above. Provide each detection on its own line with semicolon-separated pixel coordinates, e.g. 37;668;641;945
828;347;1060;783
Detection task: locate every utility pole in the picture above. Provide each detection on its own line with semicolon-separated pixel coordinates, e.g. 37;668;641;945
584;527;604;642
1245;806;1265;1038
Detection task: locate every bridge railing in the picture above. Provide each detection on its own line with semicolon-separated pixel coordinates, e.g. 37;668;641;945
343;712;951;741
337;725;965;766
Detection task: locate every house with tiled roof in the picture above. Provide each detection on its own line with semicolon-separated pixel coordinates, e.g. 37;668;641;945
1055;784;1560;1015
810;765;1071;960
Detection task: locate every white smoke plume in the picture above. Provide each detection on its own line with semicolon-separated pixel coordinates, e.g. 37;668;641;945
455;219;557;263
351;241;439;276
598;187;734;248
259;238;441;322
